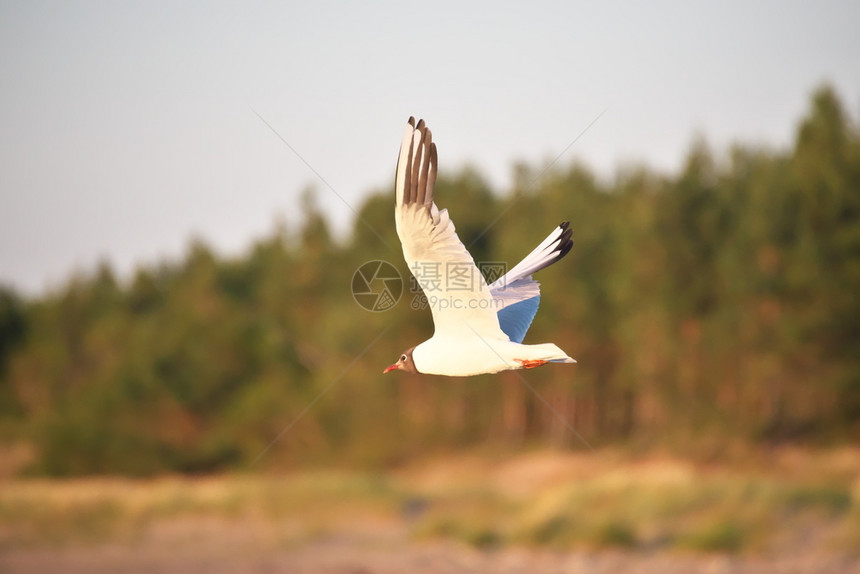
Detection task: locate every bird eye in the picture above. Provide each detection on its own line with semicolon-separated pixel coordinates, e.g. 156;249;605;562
401;354;407;361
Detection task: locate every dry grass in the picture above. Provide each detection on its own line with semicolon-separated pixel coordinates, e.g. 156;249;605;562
1;447;859;558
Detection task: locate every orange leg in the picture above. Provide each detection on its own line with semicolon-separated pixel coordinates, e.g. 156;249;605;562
514;359;549;369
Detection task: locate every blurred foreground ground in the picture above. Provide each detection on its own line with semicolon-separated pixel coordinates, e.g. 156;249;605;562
2;449;859;573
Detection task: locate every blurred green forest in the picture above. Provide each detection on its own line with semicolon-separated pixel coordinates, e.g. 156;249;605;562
1;86;858;476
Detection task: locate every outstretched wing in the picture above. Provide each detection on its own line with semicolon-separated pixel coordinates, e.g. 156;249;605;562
394;117;508;341
490;223;573;343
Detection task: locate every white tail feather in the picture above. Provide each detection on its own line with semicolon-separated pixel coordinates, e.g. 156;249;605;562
522;342;577;364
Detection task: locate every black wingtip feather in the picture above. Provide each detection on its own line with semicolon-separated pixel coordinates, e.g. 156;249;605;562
550;224;574;264
399;117;437;211
557;231;574;260
521;223;574;278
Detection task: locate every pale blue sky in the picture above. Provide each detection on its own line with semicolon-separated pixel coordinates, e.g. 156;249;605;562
1;1;858;294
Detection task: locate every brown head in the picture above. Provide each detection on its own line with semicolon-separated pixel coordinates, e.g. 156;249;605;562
383;346;418;374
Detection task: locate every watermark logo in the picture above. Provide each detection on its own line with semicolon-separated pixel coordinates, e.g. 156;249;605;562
479;261;508;286
352;260;403;312
408;261;508;294
352;260;508;312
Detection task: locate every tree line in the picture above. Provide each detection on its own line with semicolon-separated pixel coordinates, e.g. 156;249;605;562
0;85;857;475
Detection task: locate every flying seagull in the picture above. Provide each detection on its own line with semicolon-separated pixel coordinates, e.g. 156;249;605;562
384;117;576;377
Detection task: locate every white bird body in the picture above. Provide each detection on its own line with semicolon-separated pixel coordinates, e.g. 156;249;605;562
384;117;576;377
413;337;573;377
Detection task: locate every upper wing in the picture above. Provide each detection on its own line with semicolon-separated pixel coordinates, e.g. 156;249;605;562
394;117;508;341
489;223;573;343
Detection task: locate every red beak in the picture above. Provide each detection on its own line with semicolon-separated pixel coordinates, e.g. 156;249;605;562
383;364;398;374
